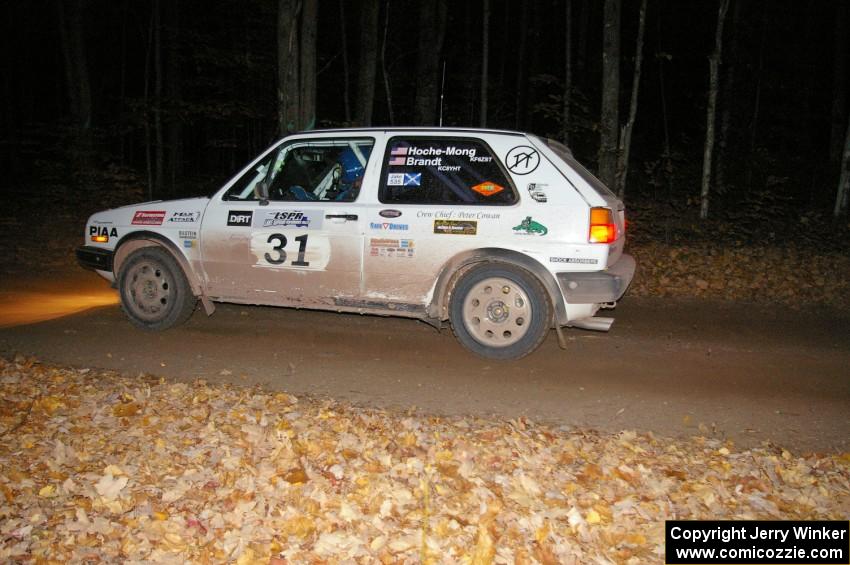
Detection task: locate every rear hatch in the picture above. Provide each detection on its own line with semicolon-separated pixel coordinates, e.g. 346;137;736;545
530;136;627;251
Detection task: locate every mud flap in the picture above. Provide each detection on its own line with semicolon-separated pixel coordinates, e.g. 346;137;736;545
554;325;569;349
200;295;216;316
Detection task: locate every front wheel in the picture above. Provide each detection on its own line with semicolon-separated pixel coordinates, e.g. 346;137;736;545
449;263;552;360
118;247;197;331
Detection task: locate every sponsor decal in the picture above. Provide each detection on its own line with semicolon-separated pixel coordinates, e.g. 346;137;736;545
387;172;421;186
369;238;415;258
433;219;477;235
388;144;492;167
227;210;253;226
132;210;166;225
471;181;504;197
379;209;402;218
183;240;196;248
416;210;500;220
168;211;200;223
527;183;548;202
257;210;323;230
550;256;598;264
505;146;540;175
369;222;409;231
513;216;548;236
90;225;118;238
179;230;197;239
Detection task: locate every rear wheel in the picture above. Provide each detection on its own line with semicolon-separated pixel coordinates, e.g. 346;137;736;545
118;247;196;331
449;263;552;360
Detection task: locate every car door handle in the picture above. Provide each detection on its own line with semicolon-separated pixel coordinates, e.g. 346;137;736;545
325;214;358;220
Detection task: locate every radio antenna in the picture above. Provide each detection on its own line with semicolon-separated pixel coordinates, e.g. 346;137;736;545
438;60;446;127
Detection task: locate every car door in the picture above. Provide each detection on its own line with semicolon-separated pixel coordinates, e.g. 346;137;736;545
200;135;378;308
360;133;523;306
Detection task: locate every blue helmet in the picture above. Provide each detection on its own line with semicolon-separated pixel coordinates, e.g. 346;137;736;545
337;146;371;184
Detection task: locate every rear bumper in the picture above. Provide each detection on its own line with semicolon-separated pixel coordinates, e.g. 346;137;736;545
76;246;114;272
556;253;636;304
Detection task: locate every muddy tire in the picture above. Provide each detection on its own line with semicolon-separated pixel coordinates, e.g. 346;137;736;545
449;263;552;360
118;247;197;331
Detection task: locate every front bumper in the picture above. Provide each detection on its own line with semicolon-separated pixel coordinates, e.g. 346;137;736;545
556;253;636;304
76;246;114;272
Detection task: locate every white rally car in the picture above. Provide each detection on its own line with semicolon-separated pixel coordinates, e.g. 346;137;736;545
77;128;635;360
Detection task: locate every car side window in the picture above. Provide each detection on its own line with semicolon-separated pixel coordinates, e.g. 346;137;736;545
224;138;374;202
378;137;517;205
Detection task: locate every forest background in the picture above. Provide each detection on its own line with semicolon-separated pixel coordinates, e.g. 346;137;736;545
2;0;849;307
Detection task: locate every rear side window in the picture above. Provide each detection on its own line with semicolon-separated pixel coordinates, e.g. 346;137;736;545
379;137;517;205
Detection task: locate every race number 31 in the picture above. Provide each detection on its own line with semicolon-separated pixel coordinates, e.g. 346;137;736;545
264;233;310;267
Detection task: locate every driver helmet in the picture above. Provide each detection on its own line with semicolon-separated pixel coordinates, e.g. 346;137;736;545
337;146;371;185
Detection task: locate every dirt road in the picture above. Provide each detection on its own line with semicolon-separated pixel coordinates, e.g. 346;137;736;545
1;272;848;452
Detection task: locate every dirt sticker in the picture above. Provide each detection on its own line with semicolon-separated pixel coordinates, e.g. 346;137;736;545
226;210;253;227
433;219;477;235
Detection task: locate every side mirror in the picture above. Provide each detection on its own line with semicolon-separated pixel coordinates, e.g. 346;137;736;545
255;180;270;206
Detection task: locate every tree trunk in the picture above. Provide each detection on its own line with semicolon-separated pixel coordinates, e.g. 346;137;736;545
277;0;301;134
380;0;394;125
615;0;646;199
577;0;589;76
498;1;509;89
598;0;621;188
715;0;740;194
56;0;92;166
154;0;164;197
119;0;128;165
745;3;767;189
339;0;351;123
479;0;490;128
166;0;182;196
514;1;529;130
699;0;731;220
414;0;447;125
563;0;572;144
299;0;317;130
143;4;154;200
830;3;847;165
656;0;674;222
835;113;850;217
355;0;379;126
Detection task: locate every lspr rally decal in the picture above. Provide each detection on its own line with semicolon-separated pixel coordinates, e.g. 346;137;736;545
249;231;330;271
256;210;324;230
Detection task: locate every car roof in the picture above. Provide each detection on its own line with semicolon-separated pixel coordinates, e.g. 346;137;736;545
290;126;528;137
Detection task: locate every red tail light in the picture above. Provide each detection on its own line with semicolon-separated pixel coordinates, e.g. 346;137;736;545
589;207;617;243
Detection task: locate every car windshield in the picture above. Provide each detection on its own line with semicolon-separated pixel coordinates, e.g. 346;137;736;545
539;136;619;200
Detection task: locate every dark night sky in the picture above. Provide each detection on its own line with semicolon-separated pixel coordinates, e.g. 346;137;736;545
1;0;847;214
